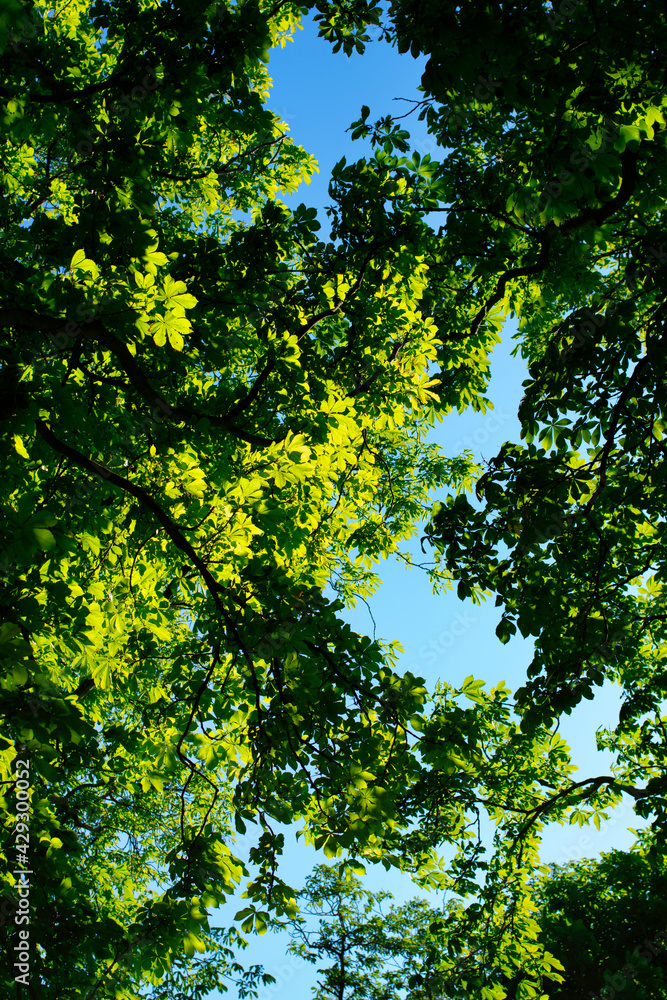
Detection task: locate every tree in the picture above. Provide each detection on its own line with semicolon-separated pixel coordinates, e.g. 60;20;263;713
0;0;495;995
3;0;667;996
287;863;458;1000
396;0;667;739
286;852;667;1000
533;850;667;1000
352;0;667;991
283;674;588;1000
379;0;667;863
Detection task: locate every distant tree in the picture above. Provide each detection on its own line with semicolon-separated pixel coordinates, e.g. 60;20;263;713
287;852;667;1000
287;863;457;1000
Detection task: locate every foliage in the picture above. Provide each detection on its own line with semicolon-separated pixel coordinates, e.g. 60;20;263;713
396;0;667;832
287;852;667;1000
533;850;667;1000
283;672;613;1000
2;0;667;996
363;0;667;992
287;861;564;1000
0;0;491;995
399;0;667;729
287;863;455;1000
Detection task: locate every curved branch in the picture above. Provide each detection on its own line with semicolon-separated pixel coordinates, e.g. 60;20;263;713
469;234;552;338
0;308;275;447
467;149;639;339
35;419;231;605
508;772;649;850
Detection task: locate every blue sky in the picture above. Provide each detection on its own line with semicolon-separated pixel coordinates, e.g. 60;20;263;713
209;14;642;998
268;22;430;190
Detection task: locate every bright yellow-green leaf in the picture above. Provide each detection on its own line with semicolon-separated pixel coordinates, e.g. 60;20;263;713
13;435;29;459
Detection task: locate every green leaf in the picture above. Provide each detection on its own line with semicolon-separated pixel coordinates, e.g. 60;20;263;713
32;527;56;550
13;434;29;459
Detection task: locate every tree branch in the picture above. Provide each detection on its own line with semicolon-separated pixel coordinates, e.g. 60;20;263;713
0;308;276;447
467;149;639;339
34;419;231;604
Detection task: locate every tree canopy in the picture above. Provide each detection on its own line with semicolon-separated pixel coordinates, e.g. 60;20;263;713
286;853;667;1000
1;0;667;997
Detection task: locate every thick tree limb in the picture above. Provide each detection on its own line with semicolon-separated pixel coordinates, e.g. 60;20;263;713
34;419;230;603
0;308;276;447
